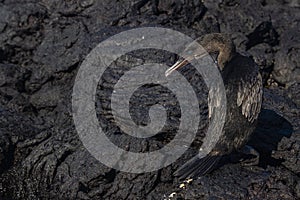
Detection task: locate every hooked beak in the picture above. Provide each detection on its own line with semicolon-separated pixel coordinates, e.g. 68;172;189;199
165;50;207;77
165;58;189;77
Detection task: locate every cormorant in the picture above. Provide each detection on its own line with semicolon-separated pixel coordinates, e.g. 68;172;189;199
166;33;263;179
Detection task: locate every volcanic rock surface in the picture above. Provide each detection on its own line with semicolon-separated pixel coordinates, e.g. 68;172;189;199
0;0;299;199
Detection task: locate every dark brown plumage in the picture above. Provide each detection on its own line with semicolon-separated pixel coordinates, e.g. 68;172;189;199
166;33;263;179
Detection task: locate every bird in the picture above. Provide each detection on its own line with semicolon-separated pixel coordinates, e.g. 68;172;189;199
165;33;263;179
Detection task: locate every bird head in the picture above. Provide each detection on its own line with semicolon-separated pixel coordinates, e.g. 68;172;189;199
165;33;235;77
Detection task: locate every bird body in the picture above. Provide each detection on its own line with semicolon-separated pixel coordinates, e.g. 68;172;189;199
166;33;263;179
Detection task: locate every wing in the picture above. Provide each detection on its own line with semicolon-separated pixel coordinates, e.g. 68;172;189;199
174;154;221;179
237;72;263;123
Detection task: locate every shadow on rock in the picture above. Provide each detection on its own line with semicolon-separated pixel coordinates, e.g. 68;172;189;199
247;109;294;168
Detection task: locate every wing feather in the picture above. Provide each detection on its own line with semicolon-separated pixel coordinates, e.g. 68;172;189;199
237;73;263;123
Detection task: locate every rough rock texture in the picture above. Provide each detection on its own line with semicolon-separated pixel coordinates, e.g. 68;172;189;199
0;0;299;199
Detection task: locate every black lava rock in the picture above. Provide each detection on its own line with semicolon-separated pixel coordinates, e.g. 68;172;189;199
0;0;299;199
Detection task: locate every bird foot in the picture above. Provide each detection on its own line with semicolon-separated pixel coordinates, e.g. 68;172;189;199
238;145;260;166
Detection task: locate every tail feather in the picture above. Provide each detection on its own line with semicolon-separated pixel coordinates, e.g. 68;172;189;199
174;154;221;179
